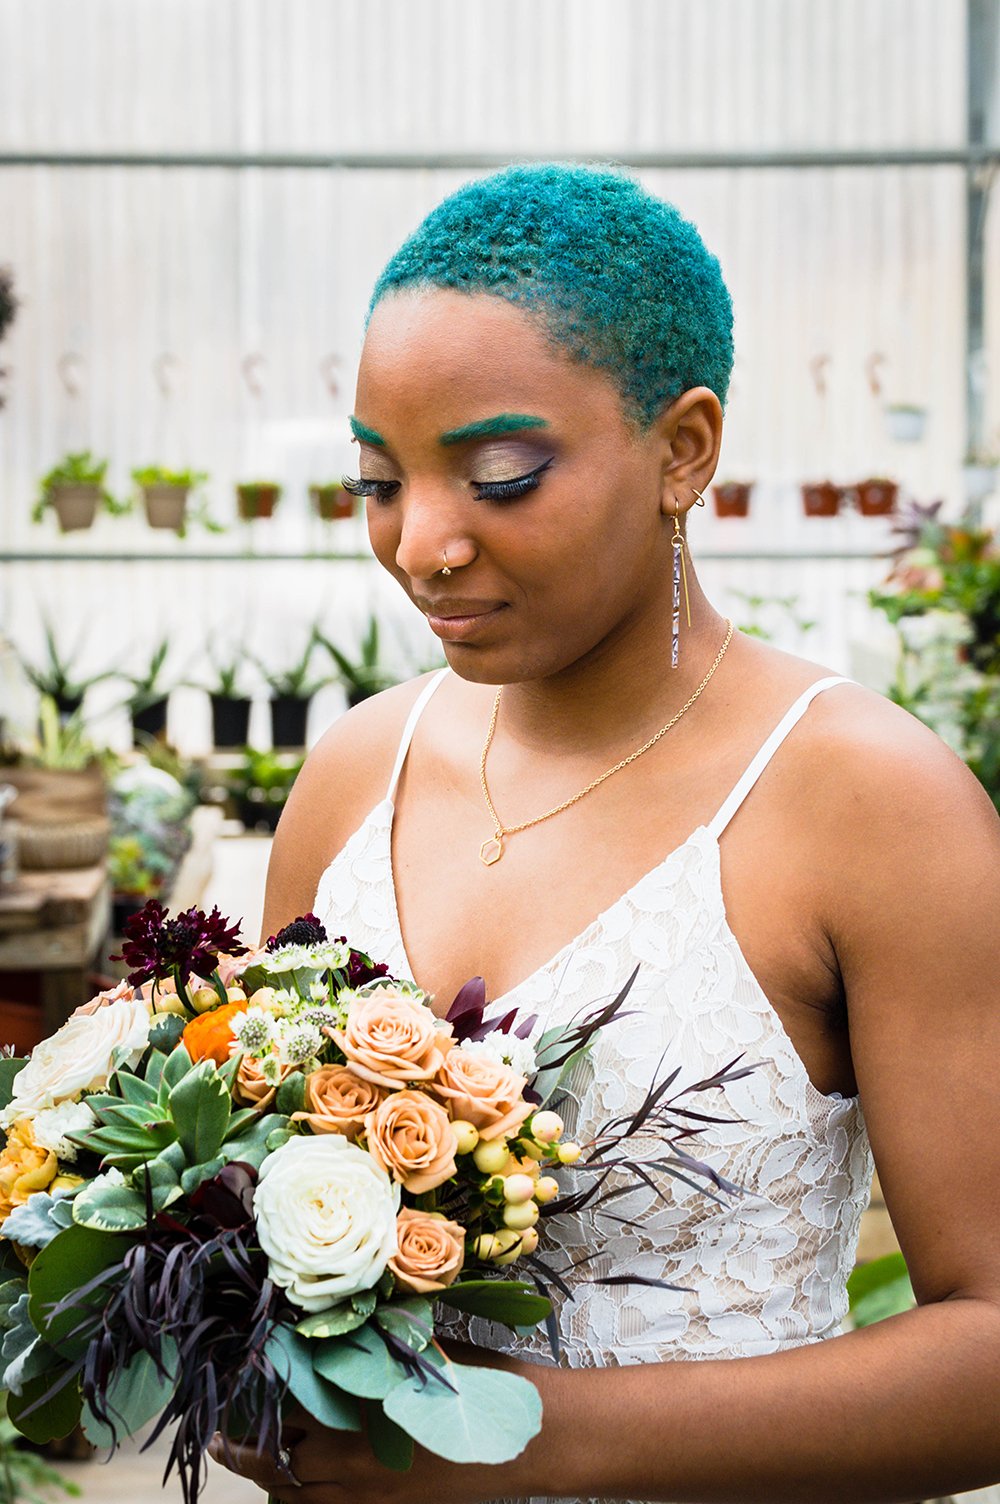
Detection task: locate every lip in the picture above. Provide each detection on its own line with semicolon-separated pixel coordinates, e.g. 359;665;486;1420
418;597;508;642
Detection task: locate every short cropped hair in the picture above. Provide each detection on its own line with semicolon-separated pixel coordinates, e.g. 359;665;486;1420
368;162;734;427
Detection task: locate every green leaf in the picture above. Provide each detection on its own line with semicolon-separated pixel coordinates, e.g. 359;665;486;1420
224;1106;261;1140
439;1279;552;1328
373;1297;434;1353
295;1303;370;1340
28;1224;131;1354
0;1277;29;1329
265;1126;294;1153
72;1182;149;1234
366;1403;414;1471
147;1014;186;1053
217;1048;243;1090
7;1366;82;1443
169;1061;232;1164
383;1351;542;1464
112;1071;159;1109
222;1113;289;1170
180;1157;226;1196
312;1324;408;1400
1;1192;74;1251
351;1287;377;1320
847;1253;915;1328
0;1057;27;1111
158;1044;194;1099
100;1103;160;1129
264;1325;361;1432
81;1340;178;1448
144;1051;167;1092
275;1071;307;1116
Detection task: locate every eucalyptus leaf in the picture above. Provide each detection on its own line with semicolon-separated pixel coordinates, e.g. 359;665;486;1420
383;1352;542;1464
169;1063;232;1164
264;1325;361;1432
29;1224;131;1354
373;1297;434;1353
81;1339;178;1449
312;1324;408;1400
7;1365;82;1443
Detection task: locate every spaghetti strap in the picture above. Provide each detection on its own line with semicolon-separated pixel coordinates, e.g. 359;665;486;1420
706;675;855;840
385;669;450;802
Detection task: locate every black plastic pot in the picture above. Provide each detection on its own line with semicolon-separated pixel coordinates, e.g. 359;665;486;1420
237;792;285;834
52;692;85;722
131;697;169;745
269;695;310;748
211;694;252;748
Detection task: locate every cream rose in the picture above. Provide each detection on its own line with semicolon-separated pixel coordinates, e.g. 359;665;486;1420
364;1089;457;1194
388;1208;465;1295
254;1135;399;1311
331;990;451;1091
1;994;151;1126
432;1049;532;1142
291;1066;384;1140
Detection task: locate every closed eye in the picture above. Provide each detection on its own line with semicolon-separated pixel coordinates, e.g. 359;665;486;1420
472;456;553;502
341;475;400;502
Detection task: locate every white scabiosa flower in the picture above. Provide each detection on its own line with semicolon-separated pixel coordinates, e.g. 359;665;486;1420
254;1136;399;1311
460;1033;537;1079
262;941;352;975
279;1023;324;1066
233;1009;274;1054
30;1100;97;1162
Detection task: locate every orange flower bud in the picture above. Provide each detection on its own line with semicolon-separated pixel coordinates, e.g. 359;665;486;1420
182;1002;245;1066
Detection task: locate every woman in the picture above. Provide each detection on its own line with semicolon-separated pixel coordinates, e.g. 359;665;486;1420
212;165;1000;1501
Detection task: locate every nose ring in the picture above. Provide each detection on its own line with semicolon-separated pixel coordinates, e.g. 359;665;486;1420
440;550;452;576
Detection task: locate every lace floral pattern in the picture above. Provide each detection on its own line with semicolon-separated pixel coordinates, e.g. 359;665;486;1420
314;798;874;1503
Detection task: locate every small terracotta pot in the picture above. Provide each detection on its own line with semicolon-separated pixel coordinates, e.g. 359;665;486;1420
237;483;281;520
51;484;100;532
800;481;841;517
712;482;752;518
142;484;189;531
855;479;898;516
310;484;355;520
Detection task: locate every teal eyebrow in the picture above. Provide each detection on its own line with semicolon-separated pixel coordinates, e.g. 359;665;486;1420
349;416;387;447
438;413;550;446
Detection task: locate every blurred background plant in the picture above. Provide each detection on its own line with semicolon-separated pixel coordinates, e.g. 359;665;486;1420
0;1392;80;1503
0;265;17;411
16;622;118;722
728;590;819;646
870;505;1000;810
107;761;197;930
227;748;303;832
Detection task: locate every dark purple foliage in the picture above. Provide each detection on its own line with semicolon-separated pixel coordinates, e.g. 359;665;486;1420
445;977;537;1044
265;912;328;951
332;937;390;989
117;900;246;986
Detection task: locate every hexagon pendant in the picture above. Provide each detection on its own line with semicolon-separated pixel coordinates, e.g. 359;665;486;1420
479;836;503;866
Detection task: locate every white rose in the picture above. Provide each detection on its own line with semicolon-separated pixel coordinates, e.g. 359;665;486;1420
1;995;152;1126
255;1136;400;1311
30;1100;97;1161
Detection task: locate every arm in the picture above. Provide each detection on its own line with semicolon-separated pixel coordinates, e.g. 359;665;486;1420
220;705;1000;1504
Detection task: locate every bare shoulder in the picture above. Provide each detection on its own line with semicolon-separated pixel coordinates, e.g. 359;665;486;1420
259;673;440;941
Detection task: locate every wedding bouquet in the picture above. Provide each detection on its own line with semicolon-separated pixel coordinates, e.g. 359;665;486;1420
0;904;748;1501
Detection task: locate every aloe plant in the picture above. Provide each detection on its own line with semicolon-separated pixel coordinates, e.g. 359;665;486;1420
18;621;118;714
316;616;398;704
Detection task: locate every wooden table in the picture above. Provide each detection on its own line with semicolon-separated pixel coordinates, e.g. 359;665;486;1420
0;862;111;1032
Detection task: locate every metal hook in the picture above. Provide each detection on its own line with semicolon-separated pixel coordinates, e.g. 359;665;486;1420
865;352;886;399
57;351;85;398
241;352;266;399
809;353;831;399
153;352;179;399
319;353;341;400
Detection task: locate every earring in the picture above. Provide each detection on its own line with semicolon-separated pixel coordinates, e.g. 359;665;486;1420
670;505;693;669
440;550;452;577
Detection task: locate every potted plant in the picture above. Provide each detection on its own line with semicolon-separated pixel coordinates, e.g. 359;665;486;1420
32;450;128;532
0;264;18;410
17;619;117;720
310;481;355;520
131;464;218;534
316;615;398;707
712;481;753;518
800;481;841;517
0;697;110;869
228;748;303;833
206;649;253;748
962;449;999;505
121;637;174;745
236;480;282;520
108;762;195;931
854;477;899;516
884;403;927;444
256;629;330;747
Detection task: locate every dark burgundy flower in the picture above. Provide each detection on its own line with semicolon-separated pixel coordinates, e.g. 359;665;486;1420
266;912;328;951
118;899;245;987
190;1162;257;1230
334;938;389;989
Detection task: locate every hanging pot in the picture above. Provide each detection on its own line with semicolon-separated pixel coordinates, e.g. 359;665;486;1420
310;484;355;521
800;481;841;517
131;696;169;745
270;694;310;748
142;484;190;531
210;694;252;748
237;483;281;520
51;483;100;533
884;406;927;444
712;482;752;518
855;479;898;517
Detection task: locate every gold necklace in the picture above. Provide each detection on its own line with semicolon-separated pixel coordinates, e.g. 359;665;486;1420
477;619;735;865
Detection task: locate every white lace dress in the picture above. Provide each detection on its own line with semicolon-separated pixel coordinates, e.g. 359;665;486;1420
313;671;874;1501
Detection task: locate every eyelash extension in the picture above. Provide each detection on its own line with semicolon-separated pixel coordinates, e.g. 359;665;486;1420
341;475;400;501
472;456;554;501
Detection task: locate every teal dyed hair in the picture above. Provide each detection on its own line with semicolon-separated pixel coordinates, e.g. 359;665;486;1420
368;163;734;427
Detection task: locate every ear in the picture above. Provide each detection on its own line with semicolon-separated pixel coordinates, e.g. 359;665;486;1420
650;387;724;518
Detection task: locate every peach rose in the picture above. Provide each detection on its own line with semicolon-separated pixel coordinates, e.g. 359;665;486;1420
389;1208;465;1295
291;1066;384;1140
364;1090;457;1194
332;990;452;1091
72;978;136;1019
432;1049;532;1142
217;947;269;988
233;1052;297;1110
0;1119;58;1225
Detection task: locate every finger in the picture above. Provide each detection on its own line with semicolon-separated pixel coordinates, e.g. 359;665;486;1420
207;1434;296;1492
